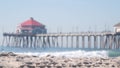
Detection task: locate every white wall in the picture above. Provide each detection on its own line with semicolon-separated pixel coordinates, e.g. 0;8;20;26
115;27;120;33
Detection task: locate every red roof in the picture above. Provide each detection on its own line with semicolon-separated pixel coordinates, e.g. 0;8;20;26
20;17;44;27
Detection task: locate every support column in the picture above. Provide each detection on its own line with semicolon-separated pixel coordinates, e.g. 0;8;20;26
82;36;85;48
19;37;22;48
109;35;113;49
47;36;51;48
61;36;63;48
22;36;25;48
30;36;33;48
52;36;55;48
116;35;119;49
6;36;9;47
88;36;91;48
66;36;68;48
118;36;120;49
7;36;11;47
113;35;117;49
94;36;97;49
2;36;5;46
35;37;38;48
16;36;20;47
71;36;73;48
42;36;46;48
100;35;103;49
35;36;37;48
105;36;109;49
76;36;79;48
11;36;14;47
38;36;42;48
26;36;29;48
113;36;115;49
14;36;18;47
56;37;59;48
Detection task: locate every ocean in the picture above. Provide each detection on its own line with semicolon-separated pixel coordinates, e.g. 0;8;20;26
0;46;120;58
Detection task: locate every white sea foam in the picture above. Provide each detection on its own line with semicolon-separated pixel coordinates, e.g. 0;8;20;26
0;47;109;58
17;50;108;58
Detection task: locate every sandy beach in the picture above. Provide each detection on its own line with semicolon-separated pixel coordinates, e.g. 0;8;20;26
0;52;119;68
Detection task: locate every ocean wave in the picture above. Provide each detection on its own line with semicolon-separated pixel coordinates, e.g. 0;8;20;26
16;50;108;58
0;47;109;58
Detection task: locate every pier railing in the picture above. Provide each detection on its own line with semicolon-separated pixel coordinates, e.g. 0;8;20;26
3;32;115;36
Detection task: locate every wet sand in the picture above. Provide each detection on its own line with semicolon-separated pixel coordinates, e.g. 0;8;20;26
0;52;120;68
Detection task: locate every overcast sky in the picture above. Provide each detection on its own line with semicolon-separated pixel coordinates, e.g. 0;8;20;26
0;0;120;41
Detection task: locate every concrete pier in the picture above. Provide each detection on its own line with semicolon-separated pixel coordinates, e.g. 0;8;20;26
2;32;120;49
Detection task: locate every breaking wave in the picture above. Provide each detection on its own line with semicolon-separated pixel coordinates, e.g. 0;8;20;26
0;46;109;58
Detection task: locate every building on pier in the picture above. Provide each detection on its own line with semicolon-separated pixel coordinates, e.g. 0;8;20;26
16;17;47;34
114;23;120;33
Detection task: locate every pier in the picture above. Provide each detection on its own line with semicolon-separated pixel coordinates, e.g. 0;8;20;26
2;32;120;49
2;18;120;49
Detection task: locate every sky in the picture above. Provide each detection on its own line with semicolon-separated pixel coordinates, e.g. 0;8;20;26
0;0;120;41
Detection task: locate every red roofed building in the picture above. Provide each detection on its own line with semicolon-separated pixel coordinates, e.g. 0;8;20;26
17;17;47;34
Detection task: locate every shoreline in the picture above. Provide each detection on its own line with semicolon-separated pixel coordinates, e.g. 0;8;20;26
0;52;120;68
